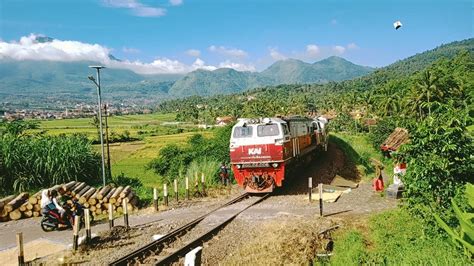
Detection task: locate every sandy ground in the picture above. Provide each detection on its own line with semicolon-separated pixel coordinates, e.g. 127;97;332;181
1;143;398;265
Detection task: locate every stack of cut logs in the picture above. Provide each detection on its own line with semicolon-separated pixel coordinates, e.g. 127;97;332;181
0;181;139;222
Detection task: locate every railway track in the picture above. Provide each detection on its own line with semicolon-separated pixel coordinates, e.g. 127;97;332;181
109;192;269;266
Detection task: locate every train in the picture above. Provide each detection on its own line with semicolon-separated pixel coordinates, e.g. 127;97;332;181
229;116;329;193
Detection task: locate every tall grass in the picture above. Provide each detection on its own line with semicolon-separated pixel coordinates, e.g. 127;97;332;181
185;158;221;186
0;133;100;195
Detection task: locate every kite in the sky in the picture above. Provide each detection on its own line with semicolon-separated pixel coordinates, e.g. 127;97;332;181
393;20;402;30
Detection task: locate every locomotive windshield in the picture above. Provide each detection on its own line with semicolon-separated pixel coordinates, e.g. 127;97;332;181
233;126;253;138
257;124;280;137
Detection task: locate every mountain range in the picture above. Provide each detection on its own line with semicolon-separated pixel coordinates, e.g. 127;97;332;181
1;38;473;110
0;55;373;108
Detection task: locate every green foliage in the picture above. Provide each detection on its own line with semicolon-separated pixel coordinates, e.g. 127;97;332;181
400;110;473;220
434;183;474;257
367;118;397;150
0;128;100;195
331;209;469;264
147;125;232;183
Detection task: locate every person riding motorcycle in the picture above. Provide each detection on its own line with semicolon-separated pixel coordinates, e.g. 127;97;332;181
41;189;68;227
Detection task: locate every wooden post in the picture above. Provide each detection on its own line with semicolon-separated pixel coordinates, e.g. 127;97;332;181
85;209;91;244
122;198;129;228
163;184;169;206
153;188;158;211
16;232;25;266
108;203;114;229
73;215;80;251
201;173;206;196
184;246;203;266
185;177;190;200
308;177;312;202
319;183;323;217
174;179;178;202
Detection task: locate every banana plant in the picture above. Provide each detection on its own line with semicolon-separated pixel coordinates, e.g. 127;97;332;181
434;183;474;257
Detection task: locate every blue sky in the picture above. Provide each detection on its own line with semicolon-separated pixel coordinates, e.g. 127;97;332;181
0;0;472;74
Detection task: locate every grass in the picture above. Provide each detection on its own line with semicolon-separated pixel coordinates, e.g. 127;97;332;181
329;208;469;265
330;132;389;181
31;112;196;139
105;131;215;201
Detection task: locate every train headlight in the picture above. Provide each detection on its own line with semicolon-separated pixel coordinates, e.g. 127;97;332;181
272;163;279;168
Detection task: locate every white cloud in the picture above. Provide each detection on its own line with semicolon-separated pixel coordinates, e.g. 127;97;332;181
208;45;248;58
332;45;346;54
102;0;166;17
169;0;183;6
347;43;359;50
268;47;286;60
218;60;256;72
306;44;320;57
0;34;246;74
0;34;111;62
191;58;216;71
122;47;140;53
185;49;201;57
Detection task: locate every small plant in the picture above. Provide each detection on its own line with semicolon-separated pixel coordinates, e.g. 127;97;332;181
434;183;474;257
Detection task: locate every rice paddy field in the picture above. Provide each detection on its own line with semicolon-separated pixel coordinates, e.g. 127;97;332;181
34;112;191;138
34;113;214;189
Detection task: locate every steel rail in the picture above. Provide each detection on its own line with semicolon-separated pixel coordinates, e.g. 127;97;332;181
109;192;250;266
154;193;270;266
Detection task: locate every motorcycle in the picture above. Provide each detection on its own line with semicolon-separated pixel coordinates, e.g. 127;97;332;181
40;199;94;232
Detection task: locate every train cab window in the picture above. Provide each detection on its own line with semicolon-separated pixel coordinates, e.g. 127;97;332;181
282;124;290;136
233;126;253;138
257;124;280;137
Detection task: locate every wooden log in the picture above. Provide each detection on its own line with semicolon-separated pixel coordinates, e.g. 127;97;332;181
116;206;123;213
33;204;41;212
109;187;124;204
119;186;131;199
0;195;16;209
90;205;96;212
88;189;101;205
9;209;22;220
68;182;82;194
83;202;90;208
103;188;117;203
28;191;41;205
0;216;9;222
101;209;107;215
23;210;33;218
79;187;96;204
19;202;28;212
97;185;112;200
33;211;40;217
71;182;86;196
75;185;91;199
0;208;8;218
26;203;33;210
4;193;29;213
62;181;77;192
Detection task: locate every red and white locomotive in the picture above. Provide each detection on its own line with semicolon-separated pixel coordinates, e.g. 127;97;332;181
229;116;328;193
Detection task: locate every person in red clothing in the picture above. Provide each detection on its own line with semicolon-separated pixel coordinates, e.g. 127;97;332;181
372;165;385;192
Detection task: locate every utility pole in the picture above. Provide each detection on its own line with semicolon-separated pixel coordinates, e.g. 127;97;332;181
88;66;106;187
104;103;112;179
